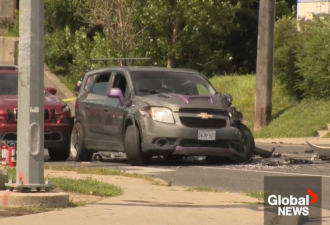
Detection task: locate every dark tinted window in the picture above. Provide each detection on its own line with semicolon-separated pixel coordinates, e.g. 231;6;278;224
129;71;217;96
112;74;130;99
0;73;18;95
91;74;111;95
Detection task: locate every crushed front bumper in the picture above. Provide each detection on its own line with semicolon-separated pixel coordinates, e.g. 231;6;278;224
140;114;244;159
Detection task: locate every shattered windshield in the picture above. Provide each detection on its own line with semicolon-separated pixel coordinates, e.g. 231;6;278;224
0;73;18;95
130;71;217;96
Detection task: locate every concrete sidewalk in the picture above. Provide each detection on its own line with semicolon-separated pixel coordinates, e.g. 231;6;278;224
0;170;264;225
2;170;330;225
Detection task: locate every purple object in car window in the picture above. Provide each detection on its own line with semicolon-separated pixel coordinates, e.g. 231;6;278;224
108;88;125;106
168;93;216;104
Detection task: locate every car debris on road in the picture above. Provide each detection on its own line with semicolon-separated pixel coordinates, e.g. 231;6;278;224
90;144;330;167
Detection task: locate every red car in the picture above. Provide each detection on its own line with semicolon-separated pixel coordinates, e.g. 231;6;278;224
0;68;73;161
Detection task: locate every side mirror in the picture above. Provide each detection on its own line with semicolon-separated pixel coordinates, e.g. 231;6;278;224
46;87;57;95
108;88;125;106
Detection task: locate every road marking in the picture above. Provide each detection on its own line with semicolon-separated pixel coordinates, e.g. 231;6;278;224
202;166;330;178
123;166;176;175
62;97;76;102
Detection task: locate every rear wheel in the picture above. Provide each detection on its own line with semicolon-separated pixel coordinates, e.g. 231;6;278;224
70;122;93;162
48;148;70;161
124;125;149;166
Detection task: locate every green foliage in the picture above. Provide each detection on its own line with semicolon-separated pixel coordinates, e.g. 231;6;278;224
44;0;83;33
4;10;19;37
134;0;259;75
211;75;330;138
44;28;72;70
294;15;330;99
274;14;330;100
6;0;296;80
273;16;303;99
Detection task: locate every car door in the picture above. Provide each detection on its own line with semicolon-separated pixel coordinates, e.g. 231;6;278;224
85;72;111;141
103;71;131;150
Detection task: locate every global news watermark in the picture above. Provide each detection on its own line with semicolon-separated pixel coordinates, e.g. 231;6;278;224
267;188;318;216
264;176;322;225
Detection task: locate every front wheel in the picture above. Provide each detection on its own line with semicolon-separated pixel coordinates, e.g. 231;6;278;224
235;122;255;162
124;125;150;166
70;122;94;162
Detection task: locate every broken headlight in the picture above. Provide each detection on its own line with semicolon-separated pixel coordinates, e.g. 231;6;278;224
223;93;233;107
149;107;174;124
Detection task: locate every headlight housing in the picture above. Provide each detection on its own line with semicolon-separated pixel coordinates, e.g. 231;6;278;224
62;105;70;113
149;107;174;123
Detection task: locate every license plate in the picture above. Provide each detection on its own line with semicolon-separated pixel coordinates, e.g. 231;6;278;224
198;130;216;140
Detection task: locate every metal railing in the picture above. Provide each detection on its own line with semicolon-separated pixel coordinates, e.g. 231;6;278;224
89;58;153;66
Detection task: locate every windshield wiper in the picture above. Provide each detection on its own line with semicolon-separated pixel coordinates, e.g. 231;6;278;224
138;89;160;94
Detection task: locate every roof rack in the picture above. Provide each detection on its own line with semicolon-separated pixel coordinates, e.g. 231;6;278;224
89;58;153;66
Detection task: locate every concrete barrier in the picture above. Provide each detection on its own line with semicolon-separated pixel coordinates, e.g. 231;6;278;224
0;36;18;65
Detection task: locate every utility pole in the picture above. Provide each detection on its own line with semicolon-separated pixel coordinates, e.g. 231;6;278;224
6;0;53;192
254;0;276;131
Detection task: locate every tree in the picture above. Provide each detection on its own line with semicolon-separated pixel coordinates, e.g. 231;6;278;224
75;0;147;59
135;0;238;70
44;0;83;33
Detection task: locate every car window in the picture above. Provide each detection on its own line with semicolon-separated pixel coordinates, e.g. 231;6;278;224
91;73;111;96
84;74;97;92
129;71;217;96
112;74;130;99
197;83;210;95
0;73;18;95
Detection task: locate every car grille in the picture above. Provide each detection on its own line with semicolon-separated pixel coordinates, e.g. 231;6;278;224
179;108;228;129
6;108;56;122
179;117;227;129
179;108;229;117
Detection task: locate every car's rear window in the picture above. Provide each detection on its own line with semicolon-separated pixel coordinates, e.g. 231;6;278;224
129;71;217;96
0;73;18;95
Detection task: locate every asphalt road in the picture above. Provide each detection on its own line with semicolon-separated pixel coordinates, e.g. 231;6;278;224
44;143;330;209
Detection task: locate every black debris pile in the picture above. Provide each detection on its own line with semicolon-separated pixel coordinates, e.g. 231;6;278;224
252;148;330;166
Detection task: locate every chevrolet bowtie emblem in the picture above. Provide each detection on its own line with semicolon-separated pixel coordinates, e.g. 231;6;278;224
197;113;213;119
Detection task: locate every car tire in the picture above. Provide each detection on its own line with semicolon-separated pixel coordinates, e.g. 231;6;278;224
47;148;70;161
124;125;149;166
236;122;255;162
70;122;93;162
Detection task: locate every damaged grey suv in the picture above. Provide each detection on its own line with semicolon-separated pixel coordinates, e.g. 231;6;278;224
71;58;255;166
